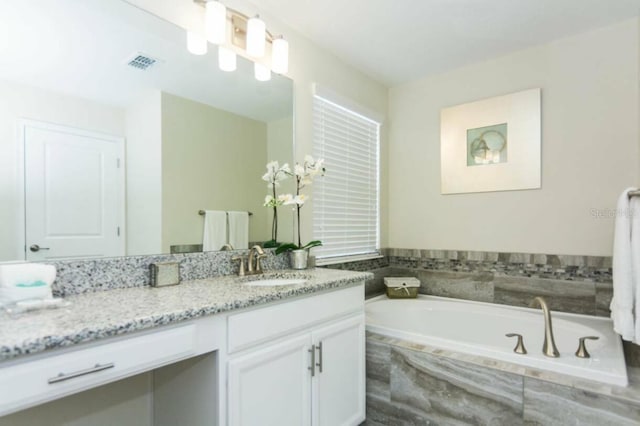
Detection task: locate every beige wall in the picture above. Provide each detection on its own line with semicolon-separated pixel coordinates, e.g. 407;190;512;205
388;19;639;256
161;92;269;251
125;90;163;256
267;116;296;243
0;80;124;262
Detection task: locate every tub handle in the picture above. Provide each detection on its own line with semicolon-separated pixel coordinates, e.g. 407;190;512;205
505;333;527;355
575;336;599;358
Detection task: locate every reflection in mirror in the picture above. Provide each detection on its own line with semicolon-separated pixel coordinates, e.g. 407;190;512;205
0;0;294;262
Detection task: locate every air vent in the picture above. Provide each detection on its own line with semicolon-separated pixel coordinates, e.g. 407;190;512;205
125;53;160;71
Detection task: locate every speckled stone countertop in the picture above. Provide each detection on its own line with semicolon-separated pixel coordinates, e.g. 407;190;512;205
0;268;372;361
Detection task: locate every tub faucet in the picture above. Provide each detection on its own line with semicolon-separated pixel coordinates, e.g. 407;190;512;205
530;296;560;358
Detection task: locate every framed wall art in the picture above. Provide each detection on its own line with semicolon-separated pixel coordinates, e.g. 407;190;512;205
440;88;541;194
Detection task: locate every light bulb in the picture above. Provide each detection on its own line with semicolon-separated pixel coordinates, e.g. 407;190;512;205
186;31;208;55
254;62;271;81
492;150;500;163
247;16;266;57
218;46;236;72
271;37;289;74
205;1;226;45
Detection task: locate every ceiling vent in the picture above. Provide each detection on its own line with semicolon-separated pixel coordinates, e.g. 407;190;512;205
125;53;161;71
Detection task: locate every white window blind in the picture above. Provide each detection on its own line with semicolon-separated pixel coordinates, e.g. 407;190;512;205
312;94;380;260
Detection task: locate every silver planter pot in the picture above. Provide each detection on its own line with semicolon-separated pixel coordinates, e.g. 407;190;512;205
290;249;309;270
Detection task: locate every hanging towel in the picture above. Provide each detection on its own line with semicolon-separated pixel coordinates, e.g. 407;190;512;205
611;188;638;342
203;210;228;252
0;263;56;305
228;211;249;250
632;195;640;343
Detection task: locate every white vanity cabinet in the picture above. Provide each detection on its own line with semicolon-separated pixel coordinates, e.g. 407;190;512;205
226;284;365;426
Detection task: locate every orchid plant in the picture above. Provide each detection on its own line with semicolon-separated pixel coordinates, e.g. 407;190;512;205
262;161;290;247
276;155;325;254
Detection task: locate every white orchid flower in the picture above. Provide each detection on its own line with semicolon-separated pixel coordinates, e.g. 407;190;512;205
278;194;292;203
294;164;305;177
282;194;297;205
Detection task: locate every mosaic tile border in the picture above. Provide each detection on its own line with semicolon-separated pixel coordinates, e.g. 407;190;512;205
382;248;612;283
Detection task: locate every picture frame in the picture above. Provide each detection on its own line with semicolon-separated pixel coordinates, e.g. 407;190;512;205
440;88;541;194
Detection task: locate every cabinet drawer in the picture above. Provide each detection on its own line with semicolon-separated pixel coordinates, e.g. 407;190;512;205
0;324;197;416
228;283;364;353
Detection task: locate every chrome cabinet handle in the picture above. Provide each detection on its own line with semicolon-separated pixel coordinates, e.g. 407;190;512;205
308;345;316;377
30;244;50;252
316;342;323;373
575;336;599;358
48;362;115;384
505;333;527;355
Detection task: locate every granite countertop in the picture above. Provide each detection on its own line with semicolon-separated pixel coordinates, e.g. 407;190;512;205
0;268;372;362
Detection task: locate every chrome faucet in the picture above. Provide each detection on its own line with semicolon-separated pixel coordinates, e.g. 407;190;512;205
530;296;560;357
247;245;267;275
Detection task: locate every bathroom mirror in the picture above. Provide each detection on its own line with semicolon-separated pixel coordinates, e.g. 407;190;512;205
0;0;294;262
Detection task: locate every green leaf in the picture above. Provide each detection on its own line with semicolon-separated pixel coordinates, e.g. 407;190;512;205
302;240;323;250
275;243;300;255
263;240;281;248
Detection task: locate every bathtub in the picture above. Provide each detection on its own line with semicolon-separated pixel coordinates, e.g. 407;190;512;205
366;295;628;387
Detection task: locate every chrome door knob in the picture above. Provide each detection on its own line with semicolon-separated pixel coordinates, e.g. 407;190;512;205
29;244;50;252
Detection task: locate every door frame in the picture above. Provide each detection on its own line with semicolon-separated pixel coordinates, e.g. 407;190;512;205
16;119;126;260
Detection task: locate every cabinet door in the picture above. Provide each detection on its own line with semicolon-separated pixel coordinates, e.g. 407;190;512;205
312;314;365;426
228;334;312;426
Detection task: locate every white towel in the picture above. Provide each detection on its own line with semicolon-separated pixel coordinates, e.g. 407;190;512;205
227;211;249;250
0;263;56;305
203;210;228;252
633;195;640;343
611;188;639;341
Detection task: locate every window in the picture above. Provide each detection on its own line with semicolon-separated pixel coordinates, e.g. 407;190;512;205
312;91;381;262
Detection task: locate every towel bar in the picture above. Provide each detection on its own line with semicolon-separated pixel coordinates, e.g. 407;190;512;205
629;190;640;198
198;210;253;216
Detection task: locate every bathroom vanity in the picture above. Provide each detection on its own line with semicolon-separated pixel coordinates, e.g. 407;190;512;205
0;269;369;426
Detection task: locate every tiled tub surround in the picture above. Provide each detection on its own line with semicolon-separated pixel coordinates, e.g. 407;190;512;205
47;248;290;297
325;248;640;367
366;295;628;386
366;332;640;426
0;268;372;360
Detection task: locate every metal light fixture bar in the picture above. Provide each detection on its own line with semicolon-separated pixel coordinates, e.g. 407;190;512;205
191;0;288;79
194;0;275;50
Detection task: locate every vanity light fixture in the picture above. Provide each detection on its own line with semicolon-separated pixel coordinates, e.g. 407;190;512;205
254;62;271;81
218;46;237;72
188;0;289;81
187;31;208;55
205;0;227;44
271;36;289;74
246;15;266;58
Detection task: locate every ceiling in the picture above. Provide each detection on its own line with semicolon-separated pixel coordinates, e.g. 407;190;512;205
0;0;292;122
254;0;640;86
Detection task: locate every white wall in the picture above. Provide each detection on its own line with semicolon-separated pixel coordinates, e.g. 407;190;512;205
388;19;639;256
124;0;389;249
125;90;162;256
0;80;124;262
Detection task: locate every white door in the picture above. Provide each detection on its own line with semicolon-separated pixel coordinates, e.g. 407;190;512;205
227;334;313;426
312;314;366;426
22;121;124;260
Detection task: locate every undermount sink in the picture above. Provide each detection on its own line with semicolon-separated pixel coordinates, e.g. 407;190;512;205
243;278;308;287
